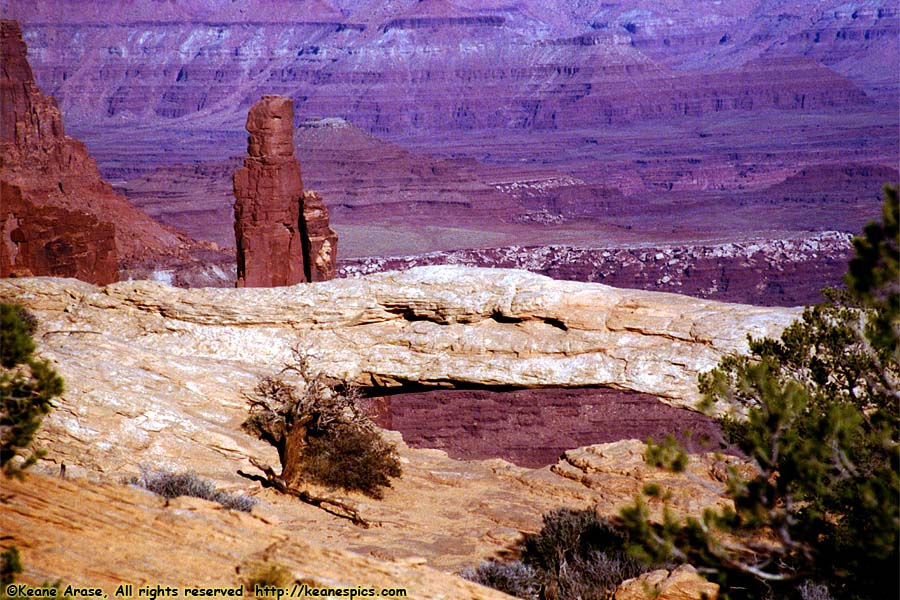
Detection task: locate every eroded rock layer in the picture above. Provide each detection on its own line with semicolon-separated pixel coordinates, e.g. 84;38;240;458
370;387;729;468
0;266;798;410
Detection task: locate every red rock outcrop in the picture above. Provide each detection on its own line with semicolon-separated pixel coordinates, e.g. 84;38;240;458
233;95;337;287
301;190;338;282
0;19;198;283
0;182;117;284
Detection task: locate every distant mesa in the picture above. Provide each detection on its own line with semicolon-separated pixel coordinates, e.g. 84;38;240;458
233;95;338;287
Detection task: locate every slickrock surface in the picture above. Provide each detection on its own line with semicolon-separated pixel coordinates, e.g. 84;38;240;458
233;96;338;287
0;267;765;587
0;20;199;279
0;473;513;599
0;266;797;410
616;565;720;600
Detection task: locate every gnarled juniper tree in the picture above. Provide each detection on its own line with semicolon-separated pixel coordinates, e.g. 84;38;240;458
242;349;401;504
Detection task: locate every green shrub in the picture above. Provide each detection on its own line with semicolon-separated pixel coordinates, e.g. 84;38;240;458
619;187;899;600
130;466;258;512
0;305;36;368
0;547;22;587
1;304;63;478
644;434;688;472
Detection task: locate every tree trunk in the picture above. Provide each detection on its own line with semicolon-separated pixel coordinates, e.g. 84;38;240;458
279;423;308;488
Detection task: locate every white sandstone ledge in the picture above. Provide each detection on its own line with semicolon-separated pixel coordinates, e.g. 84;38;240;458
0;265;800;411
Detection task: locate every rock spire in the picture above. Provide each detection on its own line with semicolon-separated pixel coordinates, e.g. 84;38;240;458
233;95;337;287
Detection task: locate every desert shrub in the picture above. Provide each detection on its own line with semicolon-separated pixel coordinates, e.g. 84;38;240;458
0;547;22;586
619;187;899;600
242;561;295;592
243;351;401;498
464;507;652;600
1;304;64;478
461;561;540;600
0;305;36;368
130;466;258;512
301;422;402;499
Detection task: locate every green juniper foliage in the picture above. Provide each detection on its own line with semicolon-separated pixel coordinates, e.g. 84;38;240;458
0;547;22;587
1;304;64;478
620;186;900;600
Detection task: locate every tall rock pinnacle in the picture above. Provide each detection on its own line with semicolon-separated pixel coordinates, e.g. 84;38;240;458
233;96;337;287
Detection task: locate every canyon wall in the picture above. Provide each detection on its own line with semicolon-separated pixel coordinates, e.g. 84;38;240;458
3;1;896;131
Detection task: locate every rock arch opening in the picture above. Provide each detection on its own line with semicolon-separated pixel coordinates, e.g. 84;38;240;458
367;386;728;468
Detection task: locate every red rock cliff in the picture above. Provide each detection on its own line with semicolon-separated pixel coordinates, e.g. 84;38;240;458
0;19;200;284
233;95;337;287
0;19;118;284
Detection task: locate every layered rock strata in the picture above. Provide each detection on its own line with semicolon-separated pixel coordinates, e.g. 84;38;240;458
233;96;337;287
369;387;729;468
0;266;798;411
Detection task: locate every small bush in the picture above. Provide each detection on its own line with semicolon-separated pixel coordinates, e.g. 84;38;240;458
1;547;22;587
461;561;540;600
242;562;294;592
130;466;258;512
464;507;654;600
0;305;36;368
301;422;402;499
